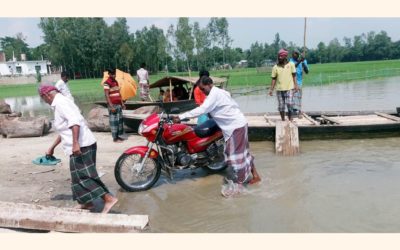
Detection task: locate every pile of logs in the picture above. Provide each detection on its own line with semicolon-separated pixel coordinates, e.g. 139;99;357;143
0;100;51;138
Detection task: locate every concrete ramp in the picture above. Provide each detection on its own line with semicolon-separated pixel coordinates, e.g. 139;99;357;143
0;201;149;233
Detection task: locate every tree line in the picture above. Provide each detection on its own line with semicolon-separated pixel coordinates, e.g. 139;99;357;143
1;17;400;79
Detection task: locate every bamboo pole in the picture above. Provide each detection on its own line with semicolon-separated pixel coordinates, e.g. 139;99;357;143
169;78;173;102
303;17;307;57
188;68;193;100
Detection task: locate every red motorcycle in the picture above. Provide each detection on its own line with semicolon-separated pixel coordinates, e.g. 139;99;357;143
114;109;227;192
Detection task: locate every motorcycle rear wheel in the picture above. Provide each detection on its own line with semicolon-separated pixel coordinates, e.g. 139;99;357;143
202;155;227;173
114;153;161;192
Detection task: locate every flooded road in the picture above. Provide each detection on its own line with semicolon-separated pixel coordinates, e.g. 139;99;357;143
117;137;400;232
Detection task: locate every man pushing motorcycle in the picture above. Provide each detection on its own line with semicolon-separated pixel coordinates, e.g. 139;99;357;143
173;76;261;197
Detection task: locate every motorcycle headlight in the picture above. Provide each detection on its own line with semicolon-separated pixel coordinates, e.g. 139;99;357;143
138;122;147;135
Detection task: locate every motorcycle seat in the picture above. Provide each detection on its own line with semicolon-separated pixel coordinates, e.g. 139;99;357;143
194;119;221;138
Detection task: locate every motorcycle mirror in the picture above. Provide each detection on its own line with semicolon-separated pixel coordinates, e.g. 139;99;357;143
170;107;180;114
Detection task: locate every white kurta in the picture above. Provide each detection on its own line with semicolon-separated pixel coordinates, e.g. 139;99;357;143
51;93;96;156
136;68;149;84
179;86;247;141
55;79;74;101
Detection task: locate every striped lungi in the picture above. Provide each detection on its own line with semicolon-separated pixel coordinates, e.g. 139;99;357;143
140;82;149;101
293;87;302;111
109;104;124;140
69;143;109;205
276;90;294;112
224;125;255;184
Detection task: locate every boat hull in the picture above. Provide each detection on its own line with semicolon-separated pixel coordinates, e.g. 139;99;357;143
95;99;197;113
123;110;400;141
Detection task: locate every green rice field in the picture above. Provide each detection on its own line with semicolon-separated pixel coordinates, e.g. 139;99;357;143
1;59;400;99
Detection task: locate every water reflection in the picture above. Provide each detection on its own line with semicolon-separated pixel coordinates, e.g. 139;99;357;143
4;95;95;117
4;95;52;117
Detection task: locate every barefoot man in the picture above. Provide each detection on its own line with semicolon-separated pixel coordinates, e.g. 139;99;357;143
173;76;261;197
39;85;118;213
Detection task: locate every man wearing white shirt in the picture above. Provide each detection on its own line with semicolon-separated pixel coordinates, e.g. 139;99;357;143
39;85;118;213
136;63;150;101
55;71;74;101
174;76;261;197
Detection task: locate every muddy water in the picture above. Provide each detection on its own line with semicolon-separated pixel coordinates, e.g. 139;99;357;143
5;76;400;115
4;95;96;118
116;137;400;232
4;77;400;232
235;76;400;112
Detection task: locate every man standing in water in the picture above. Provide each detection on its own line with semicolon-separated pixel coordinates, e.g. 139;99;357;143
103;68;126;143
173;76;261;197
290;50;309;118
39;85;118;213
269;49;299;121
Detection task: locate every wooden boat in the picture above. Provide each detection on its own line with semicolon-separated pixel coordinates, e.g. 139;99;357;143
96;99;197;112
96;75;227;113
247;110;400;141
123;109;400;141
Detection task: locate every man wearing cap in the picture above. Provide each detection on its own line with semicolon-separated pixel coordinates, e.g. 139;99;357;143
269;49;299;121
39;85;118;213
290;51;309;118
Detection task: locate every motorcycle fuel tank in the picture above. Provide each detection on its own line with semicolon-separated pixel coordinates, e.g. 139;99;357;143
162;123;197;144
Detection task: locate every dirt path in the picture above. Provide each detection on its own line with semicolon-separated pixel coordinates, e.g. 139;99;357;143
0;131;146;210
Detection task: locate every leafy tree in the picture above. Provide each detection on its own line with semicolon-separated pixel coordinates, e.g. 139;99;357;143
207;18;232;65
193;21;210;70
175;18;194;71
248;42;264;67
0;33;30;61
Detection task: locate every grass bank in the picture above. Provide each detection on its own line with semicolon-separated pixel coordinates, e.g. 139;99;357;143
1;59;400;99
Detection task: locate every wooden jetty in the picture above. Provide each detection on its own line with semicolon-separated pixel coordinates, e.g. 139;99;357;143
0;201;149;233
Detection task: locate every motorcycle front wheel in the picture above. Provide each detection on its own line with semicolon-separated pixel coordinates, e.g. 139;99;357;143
114;153;162;192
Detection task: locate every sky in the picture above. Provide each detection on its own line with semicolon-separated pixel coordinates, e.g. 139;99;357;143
1;17;400;50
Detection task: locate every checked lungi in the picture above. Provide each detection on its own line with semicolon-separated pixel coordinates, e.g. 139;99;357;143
109;104;124;140
293;87;302;111
69;143;109;205
276;90;294;113
140;82;150;101
224;125;255;184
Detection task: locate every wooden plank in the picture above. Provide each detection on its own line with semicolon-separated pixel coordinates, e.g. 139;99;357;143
321;115;342;124
0;201;149;233
263;114;275;126
302;113;320;125
275;121;299;156
374;112;400;122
